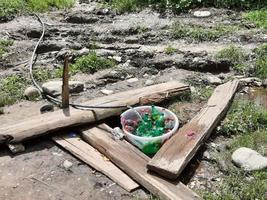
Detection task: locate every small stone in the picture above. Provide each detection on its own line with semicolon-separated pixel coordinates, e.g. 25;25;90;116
253;81;262;87
23;86;40;100
206;76;222;85
63;160;73;170
190;86;196;93
101;89;114;95
232;147;267;171
111;56;122;62
77;47;89;56
262;79;267;87
145;79;154;86
42;81;84;97
203;151;210;160
193;11;211;18
127;78;138;83
8;143;25;154
143;73;149;78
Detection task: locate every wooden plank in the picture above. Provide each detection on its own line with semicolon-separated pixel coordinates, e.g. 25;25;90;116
0;81;189;143
147;80;239;180
82;124;201;200
52;134;138;192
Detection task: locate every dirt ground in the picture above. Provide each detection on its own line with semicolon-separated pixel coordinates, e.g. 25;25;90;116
0;1;266;200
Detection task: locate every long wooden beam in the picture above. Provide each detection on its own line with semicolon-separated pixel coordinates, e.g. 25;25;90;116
147;80;239;179
0;81;189;143
52;134;139;192
82;124;201;200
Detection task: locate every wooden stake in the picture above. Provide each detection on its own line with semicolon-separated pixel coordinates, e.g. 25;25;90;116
62;54;70;109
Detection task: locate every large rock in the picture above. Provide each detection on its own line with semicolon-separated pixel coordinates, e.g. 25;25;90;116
24;86;41;100
232;147;267;171
42;81;84;97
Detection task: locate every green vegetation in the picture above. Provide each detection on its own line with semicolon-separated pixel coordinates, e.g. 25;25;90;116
244;9;267;30
33;67;57;82
202;169;267;200
254;43;267;79
111;0;139;13
0;75;27;107
201;99;267;200
56;51;116;76
0;39;13;58
164;46;176;55
172;23;238;42
219;101;267;136
108;0;266;13
0;0;74;20
215;45;247;73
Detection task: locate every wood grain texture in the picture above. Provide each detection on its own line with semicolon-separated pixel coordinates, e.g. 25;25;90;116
0;81;189;143
52;135;138;192
147;80;239;179
82;124;201;200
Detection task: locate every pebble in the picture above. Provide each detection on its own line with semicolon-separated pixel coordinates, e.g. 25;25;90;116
145;79;154;86
63;160;73;170
127;78;139;83
101;89;114;95
193;11;211;18
7;143;25;154
203;151;211;160
232;147;267;171
206;76;222;85
23;86;40;100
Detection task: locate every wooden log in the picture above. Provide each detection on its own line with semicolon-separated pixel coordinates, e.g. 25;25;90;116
147;80;239;180
52;134;138;192
0;81;189;143
82;124;201;200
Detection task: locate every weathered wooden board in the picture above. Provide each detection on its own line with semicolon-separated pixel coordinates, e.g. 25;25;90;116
82;124;201;200
0;81;189;143
147;80;239;179
53;134;138;192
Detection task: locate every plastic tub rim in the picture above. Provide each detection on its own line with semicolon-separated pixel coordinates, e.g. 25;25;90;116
120;105;179;141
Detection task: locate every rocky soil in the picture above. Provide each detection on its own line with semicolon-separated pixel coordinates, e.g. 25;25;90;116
0;1;266;200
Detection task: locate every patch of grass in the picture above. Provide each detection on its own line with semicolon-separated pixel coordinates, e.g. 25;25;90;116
172;23;238;42
215;45;247;73
219;101;267;136
0;75;28;107
253;43;267;79
27;0;75;12
56;51;116;76
0;0;25;21
202;169;267;200
33;67;58;82
110;0;139;13
0;39;13;58
108;0;267;13
244;9;267;30
164;46;176;55
202;127;267;200
0;0;74;20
